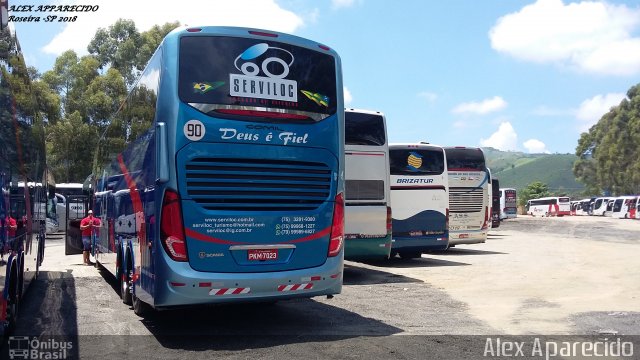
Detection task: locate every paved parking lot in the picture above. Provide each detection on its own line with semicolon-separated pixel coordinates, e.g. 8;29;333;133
5;215;640;358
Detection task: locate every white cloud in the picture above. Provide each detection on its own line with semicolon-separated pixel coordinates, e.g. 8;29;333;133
331;0;357;9
576;92;626;131
43;0;305;56
417;91;438;104
523;139;550;154
343;86;353;105
452;96;507;115
480;122;518;151
489;0;640;75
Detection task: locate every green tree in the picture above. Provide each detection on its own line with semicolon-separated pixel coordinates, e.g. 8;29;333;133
518;181;550;207
46;111;98;182
574;83;640;195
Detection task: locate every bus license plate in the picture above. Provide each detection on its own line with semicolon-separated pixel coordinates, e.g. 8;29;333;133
248;249;278;261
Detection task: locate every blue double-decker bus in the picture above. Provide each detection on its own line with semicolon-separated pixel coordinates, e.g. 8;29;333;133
92;26;345;314
0;25;49;334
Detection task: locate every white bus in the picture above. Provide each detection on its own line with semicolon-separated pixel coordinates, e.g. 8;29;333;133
389;143;449;258
54;183;86;223
499;188;517;219
343;109;392;260
525;197;570;217
611;196;638;219
444;147;490;246
592;197;613;216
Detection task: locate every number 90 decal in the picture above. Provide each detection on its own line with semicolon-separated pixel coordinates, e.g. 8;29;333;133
184;120;205;141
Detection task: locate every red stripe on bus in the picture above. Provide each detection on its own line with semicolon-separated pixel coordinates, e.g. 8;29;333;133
185;228;246;245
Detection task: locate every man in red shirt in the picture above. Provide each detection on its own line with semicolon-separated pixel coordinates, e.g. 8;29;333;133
80;210;101;265
6;215;16;249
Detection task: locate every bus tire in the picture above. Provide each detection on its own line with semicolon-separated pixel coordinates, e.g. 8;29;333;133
133;294;151;317
121;254;133;306
6;262;19;333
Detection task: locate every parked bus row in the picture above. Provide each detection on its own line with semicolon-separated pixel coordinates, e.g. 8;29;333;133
344;110;519;261
570;196;640;219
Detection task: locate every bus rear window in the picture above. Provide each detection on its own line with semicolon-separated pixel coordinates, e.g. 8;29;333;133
345;112;385;146
389;149;444;175
559;197;570;203
444;148;486;171
179;36;337;121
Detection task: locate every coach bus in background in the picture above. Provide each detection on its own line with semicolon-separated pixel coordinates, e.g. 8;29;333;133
91;26;345;315
525;196;570;217
0;24;49;335
491;178;500;228
343;109;392;260
443;146;490;247
388;143;449;258
54;182;86;225
592;197;613;216
611;196;638;219
499;188;517;220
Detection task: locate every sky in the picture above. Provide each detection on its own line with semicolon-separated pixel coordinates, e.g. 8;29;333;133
7;0;640;154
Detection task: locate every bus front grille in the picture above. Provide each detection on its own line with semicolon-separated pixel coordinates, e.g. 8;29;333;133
184;158;332;211
449;187;484;213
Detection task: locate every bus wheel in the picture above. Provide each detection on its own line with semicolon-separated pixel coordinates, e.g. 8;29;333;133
133;294;151;317
399;251;421;259
6;267;19;333
121;266;133;305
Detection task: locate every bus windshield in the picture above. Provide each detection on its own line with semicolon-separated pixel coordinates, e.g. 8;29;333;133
179;36;337;121
389;148;444;175
345;112;386;146
445;148;486;171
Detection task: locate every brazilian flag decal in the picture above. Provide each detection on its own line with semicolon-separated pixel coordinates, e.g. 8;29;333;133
300;90;330;107
407;152;423;172
193;81;224;94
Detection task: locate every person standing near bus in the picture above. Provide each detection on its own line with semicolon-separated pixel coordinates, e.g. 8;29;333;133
6;215;17;251
80;210;100;265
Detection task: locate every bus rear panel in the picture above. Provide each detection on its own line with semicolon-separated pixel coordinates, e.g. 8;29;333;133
93;27;344;309
389;144;449;258
344;109;392;260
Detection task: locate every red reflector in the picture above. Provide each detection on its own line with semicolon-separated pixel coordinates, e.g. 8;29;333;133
310;276;321;281
199;282;212;287
249;30;278;37
216;109;309;120
318;44;330;51
170;282;186;287
186;28;202;32
330;272;341;279
328;193;345;257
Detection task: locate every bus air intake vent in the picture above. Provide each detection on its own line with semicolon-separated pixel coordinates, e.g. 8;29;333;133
449;187;484;213
185;158;332;211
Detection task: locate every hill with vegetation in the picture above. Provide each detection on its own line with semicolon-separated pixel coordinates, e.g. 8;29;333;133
482;148;584;197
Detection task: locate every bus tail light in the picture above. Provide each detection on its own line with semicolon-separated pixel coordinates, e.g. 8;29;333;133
161;189;188;262
445;208;450;231
328;193;344;257
386;206;392;234
481;206;489;230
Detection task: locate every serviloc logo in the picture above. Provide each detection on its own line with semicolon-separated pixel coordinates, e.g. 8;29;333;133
230;43;297;102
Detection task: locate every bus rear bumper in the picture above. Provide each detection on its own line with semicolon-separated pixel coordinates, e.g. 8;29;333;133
153;256;343;307
391;235;448;252
344;235;392;260
448;230;487;245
